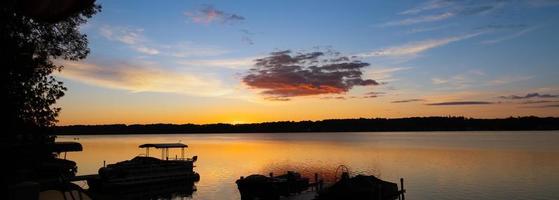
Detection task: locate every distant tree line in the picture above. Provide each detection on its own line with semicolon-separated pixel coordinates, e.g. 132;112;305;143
55;116;559;135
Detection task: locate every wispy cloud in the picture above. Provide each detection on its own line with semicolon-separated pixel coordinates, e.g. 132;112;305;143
99;25;160;55
406;24;451;34
383;12;454;26
100;25;228;58
177;57;256;69
426;101;494;106
499;92;559;100
55;59;232;96
489;75;533;85
392;99;425;103
399;0;453;15
185;5;245;24
386;0;505;27
167;43;230;58
520;100;559;104
365;67;412;82
357;32;483;58
431;70;484;89
482;26;539;44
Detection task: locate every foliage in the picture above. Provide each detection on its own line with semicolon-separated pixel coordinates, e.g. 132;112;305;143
0;1;100;138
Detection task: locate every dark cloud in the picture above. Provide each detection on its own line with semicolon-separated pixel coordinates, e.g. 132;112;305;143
240;29;255;45
499;93;559;99
391;99;425;103
426;101;494;106
185;5;245;24
243;50;379;100
520;100;559;104
362;91;384;98
241;36;254;45
321;96;346;100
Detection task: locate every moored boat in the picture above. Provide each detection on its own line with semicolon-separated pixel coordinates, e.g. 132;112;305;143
87;143;199;191
315;166;405;200
236;171;310;200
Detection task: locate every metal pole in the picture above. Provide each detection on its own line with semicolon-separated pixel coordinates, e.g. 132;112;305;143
400;178;405;200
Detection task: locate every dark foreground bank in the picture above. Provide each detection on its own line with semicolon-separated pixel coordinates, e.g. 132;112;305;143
55;116;559;135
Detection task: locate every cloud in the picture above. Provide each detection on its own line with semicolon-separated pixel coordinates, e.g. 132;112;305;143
482;26;539;44
431;71;534;90
363;91;385;98
383;12;454;26
167;43;230;58
391;99;425;103
135;46;160;55
387;0;505;27
430;69;487;89
406;24;451;34
365;67;411;83
356;32;483;58
240;29;255;45
177;57;257;69
99;25;142;45
426;101;494;106
185;5;245;24
399;0;453;15
55;59;232;96
489;75;533;85
499;93;559;100
520;100;559;104
242;50;379;100
99;25;160;55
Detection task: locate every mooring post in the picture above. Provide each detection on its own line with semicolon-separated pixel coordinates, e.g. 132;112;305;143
269;172;273;178
103;160;105;167
400;178;405;200
314;173;319;191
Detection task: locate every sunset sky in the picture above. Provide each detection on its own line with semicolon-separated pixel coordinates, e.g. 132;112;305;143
55;0;559;125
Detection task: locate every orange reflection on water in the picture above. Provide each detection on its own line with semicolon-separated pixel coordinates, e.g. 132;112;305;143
60;132;559;200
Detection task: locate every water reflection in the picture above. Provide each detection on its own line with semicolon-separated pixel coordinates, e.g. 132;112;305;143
60;131;559;200
90;181;196;200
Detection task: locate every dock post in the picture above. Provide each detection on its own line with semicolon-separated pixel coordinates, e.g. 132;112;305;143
269;172;273;178
400;178;405;200
314;173;318;191
103;160;105;167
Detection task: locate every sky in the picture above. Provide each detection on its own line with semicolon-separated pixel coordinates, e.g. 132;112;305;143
55;0;559;125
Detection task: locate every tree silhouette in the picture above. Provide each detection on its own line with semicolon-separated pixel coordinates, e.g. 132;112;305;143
1;1;100;142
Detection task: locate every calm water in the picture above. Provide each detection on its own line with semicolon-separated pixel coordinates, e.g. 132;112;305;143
58;131;559;200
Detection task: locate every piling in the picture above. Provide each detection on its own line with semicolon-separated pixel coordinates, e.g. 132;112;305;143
400;178;405;200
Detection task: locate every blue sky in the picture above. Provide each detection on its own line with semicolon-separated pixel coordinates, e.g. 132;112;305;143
55;0;559;124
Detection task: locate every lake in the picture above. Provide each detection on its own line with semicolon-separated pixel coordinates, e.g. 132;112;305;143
58;131;559;200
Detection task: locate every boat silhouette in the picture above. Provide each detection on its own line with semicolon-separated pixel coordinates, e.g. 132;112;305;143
87;143;199;191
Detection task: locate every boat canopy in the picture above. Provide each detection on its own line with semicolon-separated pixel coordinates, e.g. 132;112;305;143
139;143;188;149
